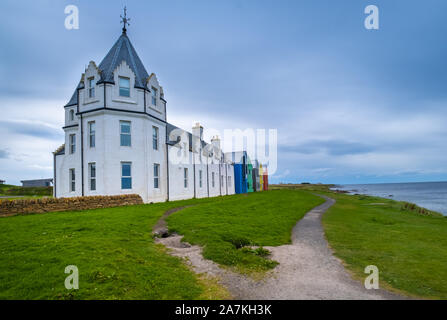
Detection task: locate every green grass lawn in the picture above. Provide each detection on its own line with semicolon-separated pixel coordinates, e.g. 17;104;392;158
167;190;325;274
0;197;232;300
5;183;444;300
320;191;447;299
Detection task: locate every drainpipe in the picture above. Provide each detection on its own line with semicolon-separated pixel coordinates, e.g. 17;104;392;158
219;157;222;196
144;88;147;113
206;155;210;198
80;113;85;196
104;83;107;108
193;149;196;198
225;160;228;195
53;153;56;197
76;86;85;197
166;143;170;201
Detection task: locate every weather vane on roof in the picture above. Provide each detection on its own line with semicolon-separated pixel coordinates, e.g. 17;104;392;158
120;6;130;34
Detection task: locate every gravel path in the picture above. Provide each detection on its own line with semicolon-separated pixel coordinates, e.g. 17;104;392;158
155;195;405;300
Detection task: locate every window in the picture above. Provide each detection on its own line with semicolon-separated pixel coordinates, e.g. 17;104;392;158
120;121;131;146
228;176;231;188
119;77;130;97
69;169;75;192
69;134;76;154
89;163;96;191
152;126;159;150
88;77;95;98
121;162;132;189
154;163;160;189
184;168;188;188
221;175;224;187
151;87;157;106
199;170;203;188
212;172;215;188
88;121;95;148
69;109;74;121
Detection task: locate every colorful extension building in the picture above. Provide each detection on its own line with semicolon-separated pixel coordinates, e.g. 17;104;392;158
247;159;254;193
263;166;269;191
225;151;248;194
225;153;268;194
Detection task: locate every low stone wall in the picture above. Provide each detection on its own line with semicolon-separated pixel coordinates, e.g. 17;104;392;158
0;194;143;217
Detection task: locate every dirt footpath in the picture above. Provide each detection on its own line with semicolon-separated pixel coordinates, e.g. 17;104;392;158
155;196;405;300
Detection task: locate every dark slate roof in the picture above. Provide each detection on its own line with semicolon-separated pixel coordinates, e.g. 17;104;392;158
98;33;149;88
166;123;217;154
166;123;193;150
54;144;65;156
65;81;84;107
21;178;53;183
65;32;150;107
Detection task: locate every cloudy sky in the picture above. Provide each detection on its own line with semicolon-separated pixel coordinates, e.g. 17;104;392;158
1;0;446;185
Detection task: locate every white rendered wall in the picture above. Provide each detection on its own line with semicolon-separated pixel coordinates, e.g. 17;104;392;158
167;144;194;201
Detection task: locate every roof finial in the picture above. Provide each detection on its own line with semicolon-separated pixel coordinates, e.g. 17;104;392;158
120;6;130;34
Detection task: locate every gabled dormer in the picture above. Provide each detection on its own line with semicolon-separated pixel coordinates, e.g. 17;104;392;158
83;61;101;105
112;60;137;104
146;73;166;118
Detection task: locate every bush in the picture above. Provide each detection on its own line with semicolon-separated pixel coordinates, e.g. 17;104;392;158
400;202;442;217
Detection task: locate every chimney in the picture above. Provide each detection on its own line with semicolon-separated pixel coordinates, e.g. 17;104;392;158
192;122;203;140
192;122;204;153
211;135;221;150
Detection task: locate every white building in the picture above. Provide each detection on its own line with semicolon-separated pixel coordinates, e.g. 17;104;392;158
54;23;235;203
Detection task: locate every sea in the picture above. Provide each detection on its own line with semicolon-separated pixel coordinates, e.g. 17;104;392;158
332;181;447;216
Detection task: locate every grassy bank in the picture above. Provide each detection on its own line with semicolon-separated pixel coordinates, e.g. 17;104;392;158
0;184;53;200
167;190;324;274
274;184;447;299
322;192;447;299
0;197;230;300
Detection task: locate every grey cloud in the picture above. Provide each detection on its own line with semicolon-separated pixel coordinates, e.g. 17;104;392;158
0;120;62;140
0;149;9;159
280;139;375;156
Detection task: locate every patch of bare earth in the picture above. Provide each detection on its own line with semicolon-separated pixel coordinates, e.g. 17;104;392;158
154;197;405;300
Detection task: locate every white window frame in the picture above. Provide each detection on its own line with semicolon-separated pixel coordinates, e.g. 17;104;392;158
69;134;76;154
119;76;130;97
89;162;96;191
154;163;160;189
120;121;131;147
69;109;74;121
151;87;157;106
152;126;159;150
121;162;132;190
184;168;188;188
88;121;95;148
69;168;75;192
88;77;95;98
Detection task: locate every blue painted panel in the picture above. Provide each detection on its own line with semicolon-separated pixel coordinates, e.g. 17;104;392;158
234;164;247;194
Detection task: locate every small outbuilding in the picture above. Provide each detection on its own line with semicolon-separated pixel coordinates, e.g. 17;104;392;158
226;151;248;194
0;180;5;185
263;167;269;191
247;158;254;193
21;179;53;188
